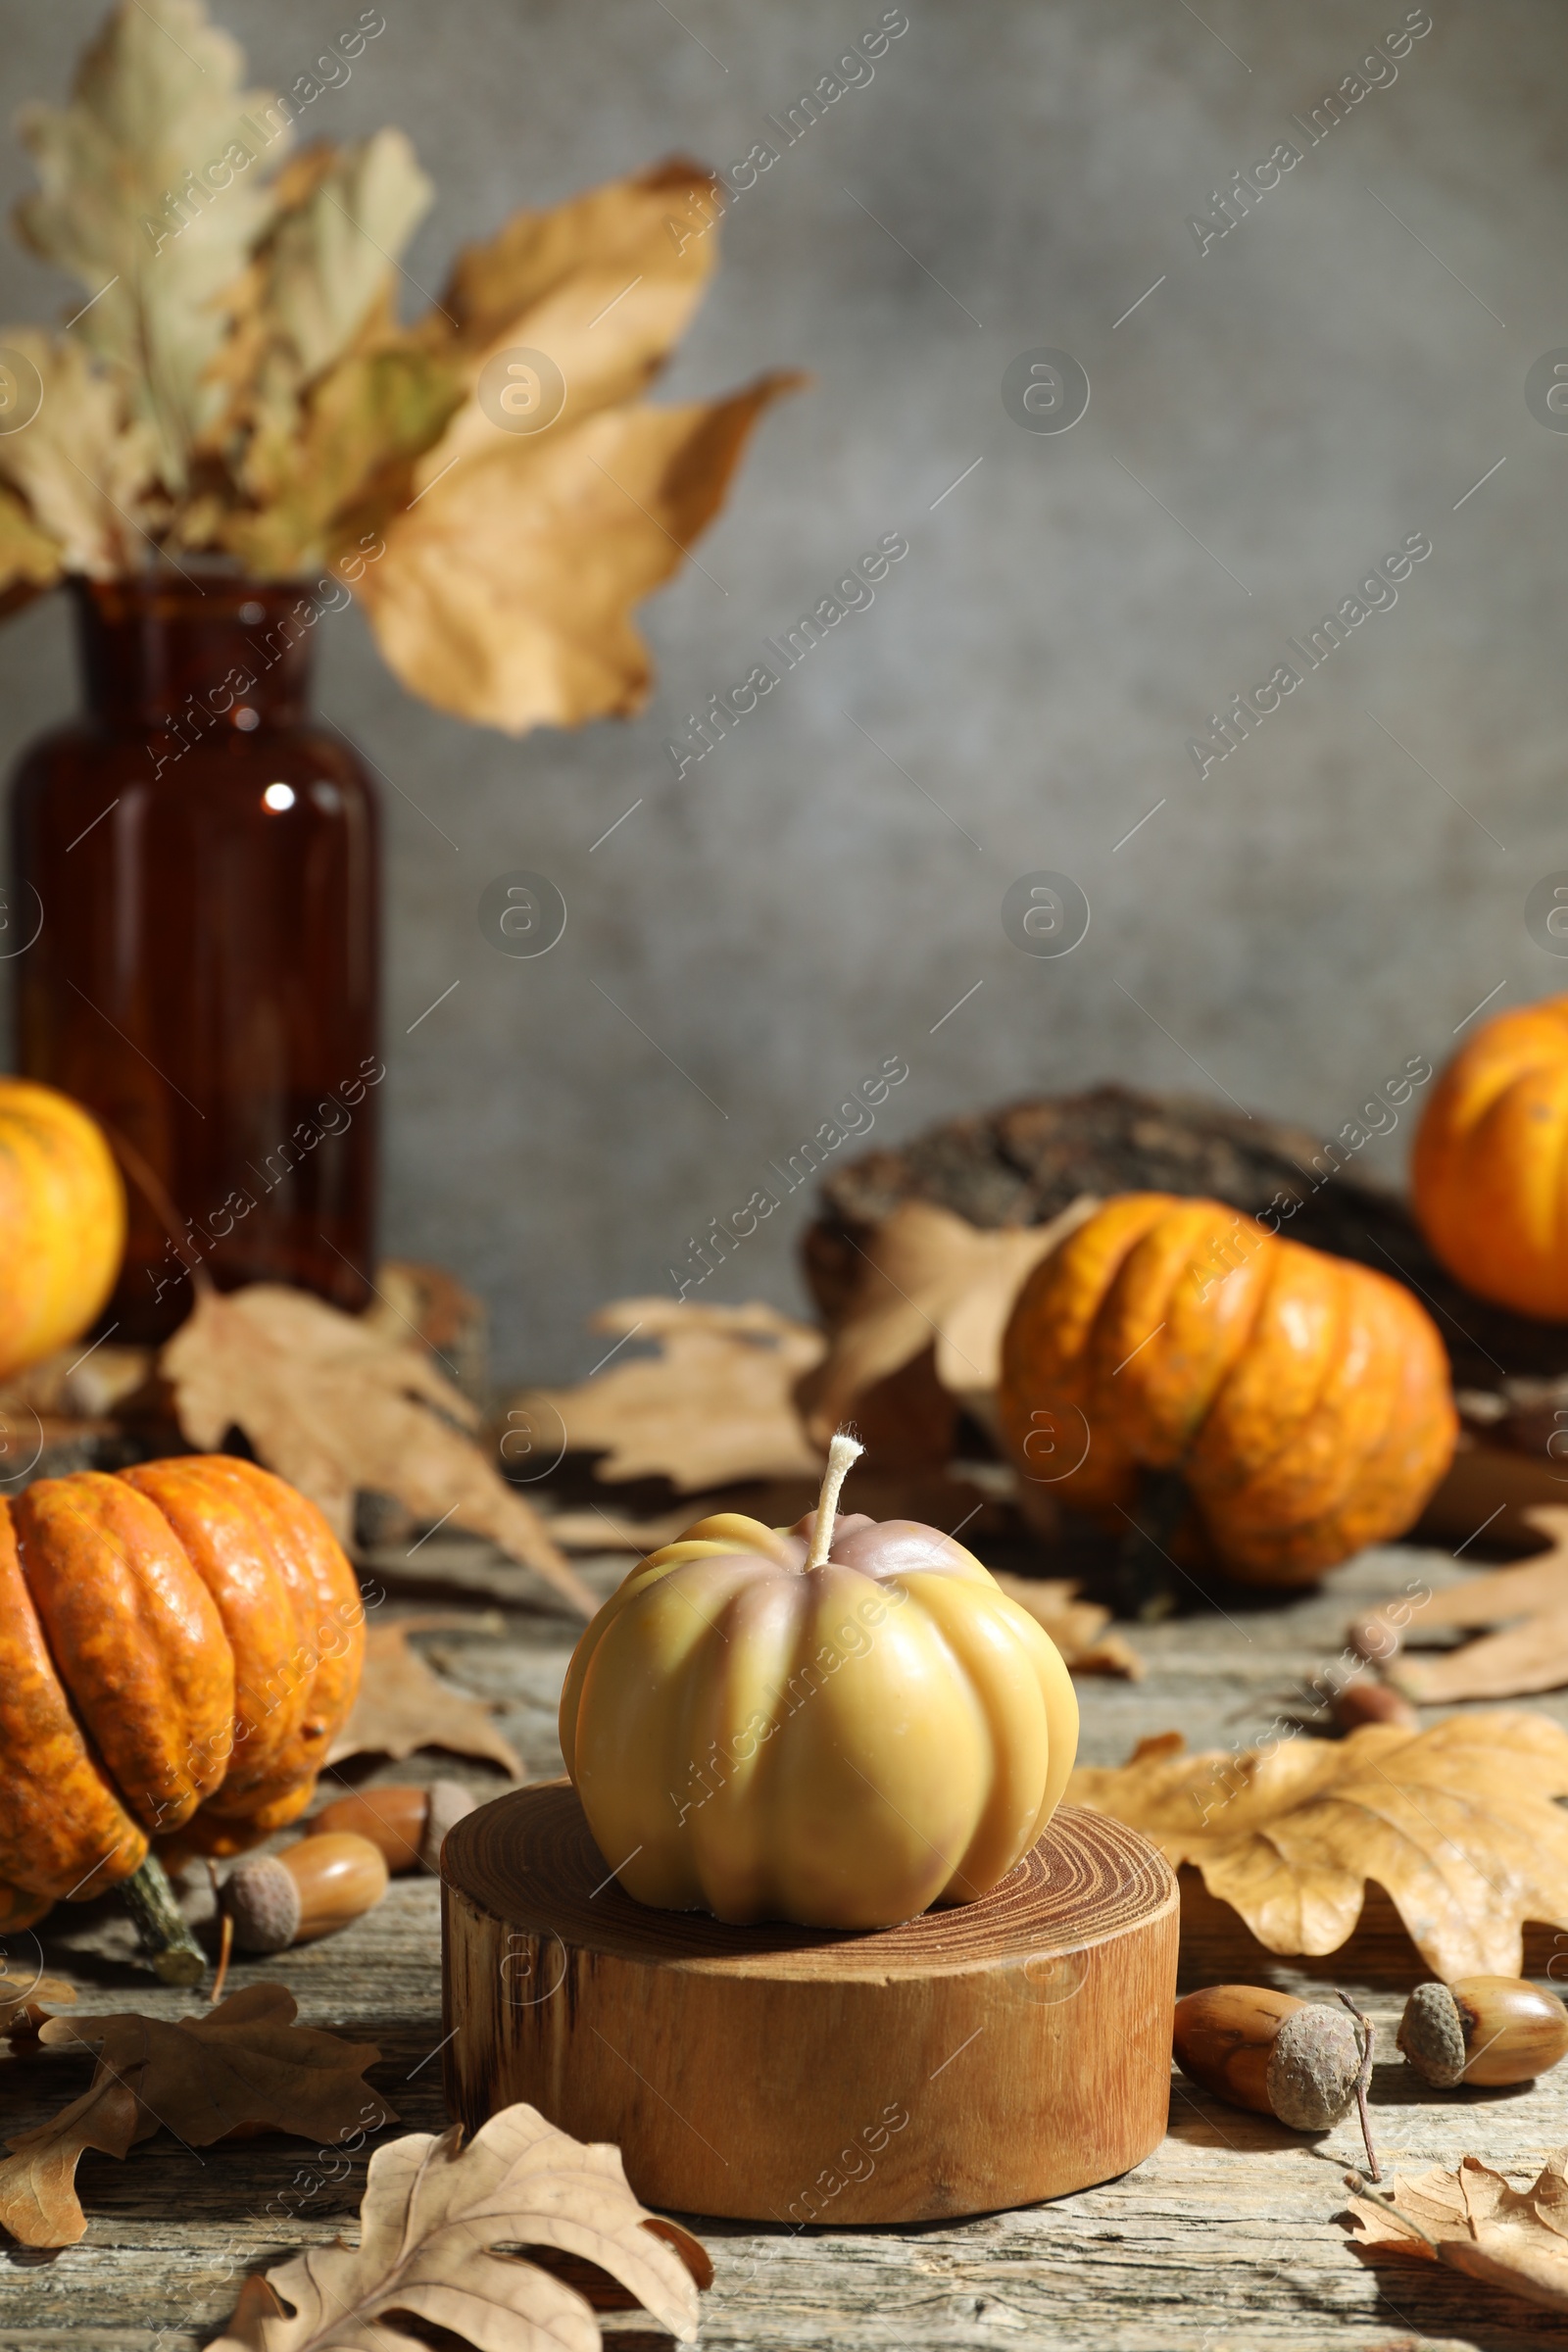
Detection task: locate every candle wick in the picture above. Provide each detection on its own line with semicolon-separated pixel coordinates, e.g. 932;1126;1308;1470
807;1430;863;1569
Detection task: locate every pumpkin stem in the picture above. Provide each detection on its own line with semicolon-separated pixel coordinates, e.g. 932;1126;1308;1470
807;1430;864;1569
119;1853;207;1985
1115;1467;1190;1621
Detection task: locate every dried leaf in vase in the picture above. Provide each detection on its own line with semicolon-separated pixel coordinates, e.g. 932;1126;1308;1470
1354;1503;1568;1702
357;371;801;732
199;132;460;573
0;479;63;606
989;1572;1143;1679
15;0;284;485
328;1615;522;1777
1068;1709;1568;1980
798;1197;1100;1460
217;338;465;576
1346;2148;1568;2320
209;2101;710;2352
346;154;799;725
246;131;433;391
429;157;727;415
160;1283;596;1615
0;330;160;576
0;1984;392;2249
521;1298;825;1492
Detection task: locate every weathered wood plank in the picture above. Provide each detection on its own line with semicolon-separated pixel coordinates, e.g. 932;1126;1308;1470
5;1541;1568;2350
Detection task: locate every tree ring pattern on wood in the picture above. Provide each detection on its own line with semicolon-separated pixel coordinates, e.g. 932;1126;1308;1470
440;1785;1179;2222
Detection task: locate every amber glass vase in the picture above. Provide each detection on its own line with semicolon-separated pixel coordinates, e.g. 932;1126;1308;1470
9;576;381;1343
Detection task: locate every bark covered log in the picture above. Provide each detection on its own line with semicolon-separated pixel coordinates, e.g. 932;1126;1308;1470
804;1084;1568;1398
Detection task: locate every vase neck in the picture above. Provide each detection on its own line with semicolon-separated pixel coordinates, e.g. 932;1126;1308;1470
73;576;321;729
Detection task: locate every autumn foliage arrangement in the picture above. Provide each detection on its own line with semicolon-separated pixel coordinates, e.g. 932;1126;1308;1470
0;0;795;733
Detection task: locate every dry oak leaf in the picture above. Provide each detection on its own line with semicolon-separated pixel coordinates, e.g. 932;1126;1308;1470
202;136;459;576
0;330;160;577
1355;1503;1568;1703
0;479;64;606
522;1297;824;1492
210;2101;710;2352
16;0;284;485
1067;1709;1568;1980
989;1572;1143;1679
798;1196;1100;1458
328;1615;522;1777
0;1975;74;2038
0;1984;393;2249
1346;2147;1568;2320
161;1283;595;1617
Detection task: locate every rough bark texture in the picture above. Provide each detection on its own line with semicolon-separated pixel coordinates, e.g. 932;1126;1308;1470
805;1085;1568;1397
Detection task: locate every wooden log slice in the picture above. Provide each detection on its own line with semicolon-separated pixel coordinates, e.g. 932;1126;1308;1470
441;1783;1178;2223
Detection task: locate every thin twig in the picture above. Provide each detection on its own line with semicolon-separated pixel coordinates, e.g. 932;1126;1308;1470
1339;1990;1381;2180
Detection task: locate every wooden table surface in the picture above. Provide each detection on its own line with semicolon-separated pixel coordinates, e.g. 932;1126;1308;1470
7;1534;1568;2352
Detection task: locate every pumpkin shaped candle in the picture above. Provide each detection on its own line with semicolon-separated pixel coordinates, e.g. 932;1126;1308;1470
559;1435;1079;1930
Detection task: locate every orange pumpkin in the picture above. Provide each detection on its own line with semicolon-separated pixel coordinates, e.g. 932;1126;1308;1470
0;1457;365;1927
0;1078;124;1379
1412;993;1568;1319
997;1194;1456;1586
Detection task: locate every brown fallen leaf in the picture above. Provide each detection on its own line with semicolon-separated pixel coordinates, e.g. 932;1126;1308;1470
1346;2147;1568;2319
521;1298;825;1492
161;1282;595;1616
329;1615;521;1777
798;1198;1099;1463
0;1983;392;2248
1355;1504;1568;1703
1068;1709;1568;1979
210;2100;709;2351
1413;1429;1568;1554
989;1572;1143;1679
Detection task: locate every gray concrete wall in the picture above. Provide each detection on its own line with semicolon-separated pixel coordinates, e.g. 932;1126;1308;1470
0;1;1561;1379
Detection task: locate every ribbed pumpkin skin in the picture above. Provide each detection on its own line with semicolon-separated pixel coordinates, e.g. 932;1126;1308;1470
1412;994;1568;1318
0;1079;124;1378
561;1508;1079;1930
997;1194;1456;1587
0;1458;366;1904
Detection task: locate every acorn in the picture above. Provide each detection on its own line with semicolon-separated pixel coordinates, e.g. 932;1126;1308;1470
1396;1977;1568;2088
1173;1984;1379;2170
221;1832;390;1955
1332;1680;1419;1735
305;1781;474;1876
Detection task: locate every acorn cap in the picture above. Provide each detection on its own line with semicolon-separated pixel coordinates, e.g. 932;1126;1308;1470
1265;2001;1366;2129
223;1854;302;1954
1396;1982;1467;2087
420;1779;475;1874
